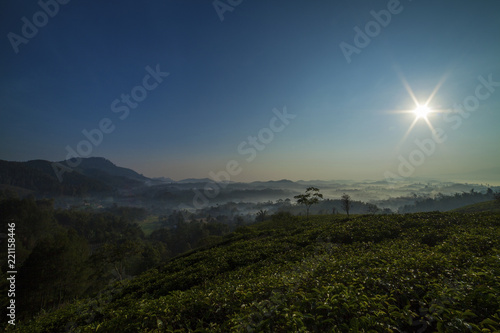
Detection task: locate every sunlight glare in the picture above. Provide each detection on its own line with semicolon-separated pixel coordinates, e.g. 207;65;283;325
414;105;431;120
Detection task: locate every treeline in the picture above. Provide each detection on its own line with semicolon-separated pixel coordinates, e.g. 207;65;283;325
0;196;230;320
398;188;496;213
151;211;230;254
195;198;392;220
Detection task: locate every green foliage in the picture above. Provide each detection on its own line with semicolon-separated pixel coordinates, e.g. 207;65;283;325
341;193;352;218
401;190;495;213
494;192;500;205
16;229;91;316
0;198;174;322
105;206;148;222
453;200;500;213
91;240;144;281
55;210;144;243
294;187;323;219
0;197;57;257
149;219;229;257
14;212;500;332
256;209;267;222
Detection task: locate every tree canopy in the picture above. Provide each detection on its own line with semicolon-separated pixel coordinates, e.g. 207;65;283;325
294;187;323;219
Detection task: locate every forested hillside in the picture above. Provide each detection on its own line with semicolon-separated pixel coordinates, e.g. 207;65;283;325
0;196;231;324
0;160;112;196
12;211;500;332
0;157;147;196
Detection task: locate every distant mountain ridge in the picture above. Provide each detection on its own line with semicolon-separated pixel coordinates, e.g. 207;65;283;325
0;159;111;195
68;157;148;182
0;157;149;196
177;178;214;184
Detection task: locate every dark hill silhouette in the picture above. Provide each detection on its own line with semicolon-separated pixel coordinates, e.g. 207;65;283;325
0;159;111;195
0;157;149;196
69;157;148;182
398;189;495;213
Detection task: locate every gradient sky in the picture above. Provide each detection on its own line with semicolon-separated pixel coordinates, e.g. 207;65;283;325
1;0;499;182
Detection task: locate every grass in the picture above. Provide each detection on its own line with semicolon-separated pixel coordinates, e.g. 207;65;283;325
136;215;162;236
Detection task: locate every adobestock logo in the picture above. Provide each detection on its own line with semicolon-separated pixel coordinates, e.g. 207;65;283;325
385;130;447;182
213;0;243;22
178;106;295;211
384;73;499;184
7;0;71;54
340;0;407;64
52;64;169;182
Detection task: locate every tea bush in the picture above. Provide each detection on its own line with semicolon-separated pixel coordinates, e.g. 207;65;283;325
15;212;500;332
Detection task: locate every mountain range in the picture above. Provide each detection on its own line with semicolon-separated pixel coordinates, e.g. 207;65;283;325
0;157;147;196
0;157;305;194
1;157;498;206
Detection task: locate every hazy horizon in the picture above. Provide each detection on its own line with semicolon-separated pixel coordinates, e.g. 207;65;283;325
2;1;499;184
6;155;500;187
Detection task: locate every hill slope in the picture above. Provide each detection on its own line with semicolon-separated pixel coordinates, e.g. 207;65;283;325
17;213;500;332
0;157;148;195
0;159;112;195
452;200;500;213
68;157;148;182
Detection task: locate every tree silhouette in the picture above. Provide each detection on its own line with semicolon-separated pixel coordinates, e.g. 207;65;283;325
92;240;143;282
256;209;267;222
366;203;379;215
17;229;90;316
294;187;323;220
494;192;500;205
341;193;352;218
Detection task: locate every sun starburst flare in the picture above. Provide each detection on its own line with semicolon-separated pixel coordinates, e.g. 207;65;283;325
414;104;431;120
390;71;449;149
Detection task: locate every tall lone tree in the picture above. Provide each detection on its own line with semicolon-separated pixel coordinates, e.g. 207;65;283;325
256;209;267;222
294;187;323;220
495;192;500;205
341;193;352;218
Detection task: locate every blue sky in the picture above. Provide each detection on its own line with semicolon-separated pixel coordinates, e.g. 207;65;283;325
1;0;499;182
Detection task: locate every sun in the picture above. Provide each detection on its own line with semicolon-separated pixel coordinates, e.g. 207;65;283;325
392;72;449;148
414;104;431;120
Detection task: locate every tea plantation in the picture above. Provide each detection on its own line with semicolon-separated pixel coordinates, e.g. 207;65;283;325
15;212;500;332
